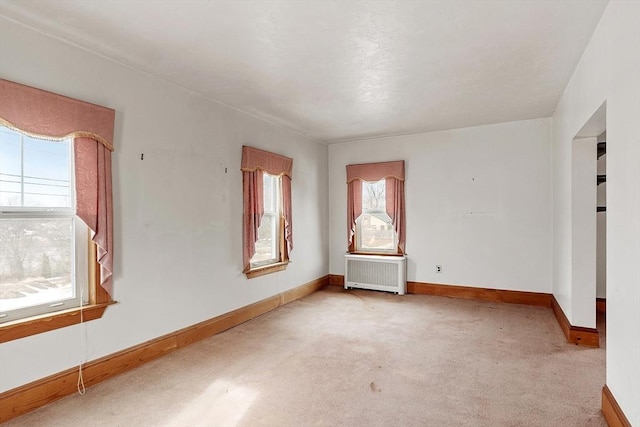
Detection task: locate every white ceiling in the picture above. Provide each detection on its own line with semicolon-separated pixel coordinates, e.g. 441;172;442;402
0;0;608;143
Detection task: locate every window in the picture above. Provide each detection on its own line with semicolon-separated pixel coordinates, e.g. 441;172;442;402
346;161;406;255
250;173;282;267
0;127;89;322
241;146;293;278
355;179;398;253
0;78;115;343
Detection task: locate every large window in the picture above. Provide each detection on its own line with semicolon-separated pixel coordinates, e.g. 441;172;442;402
0;127;89;322
0;78;115;343
347;161;406;255
241;146;293;278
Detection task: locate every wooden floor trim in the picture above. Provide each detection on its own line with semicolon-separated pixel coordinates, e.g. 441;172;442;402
332;276;552;308
407;281;552;307
0;275;329;424
596;298;606;314
334;276;599;347
602;385;632;427
329;274;344;286
551;295;599;347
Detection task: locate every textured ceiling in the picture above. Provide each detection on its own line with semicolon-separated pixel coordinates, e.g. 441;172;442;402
0;0;608;143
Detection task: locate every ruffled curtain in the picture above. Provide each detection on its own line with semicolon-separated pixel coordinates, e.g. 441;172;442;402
241;146;293;271
0;79;116;295
346;160;405;253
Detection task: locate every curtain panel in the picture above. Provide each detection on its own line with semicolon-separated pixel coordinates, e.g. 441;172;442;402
346;160;406;253
241;146;293;271
0;79;116;295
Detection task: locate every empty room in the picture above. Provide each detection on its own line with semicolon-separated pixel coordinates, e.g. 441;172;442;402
0;1;638;426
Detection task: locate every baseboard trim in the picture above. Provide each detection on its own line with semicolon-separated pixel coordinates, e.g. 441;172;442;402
329;274;345;286
0;275;329;423
602;385;632;427
407;281;552;307
551;296;599;347
334;276;598;347
596;298;606;314
332;276;552;308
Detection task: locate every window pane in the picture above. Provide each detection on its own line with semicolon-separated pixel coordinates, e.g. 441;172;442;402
23;135;71;208
251;214;277;264
263;173;277;213
249;173;282;267
358;212;396;251
362;179;386;212
0;218;74;313
0;128;21;206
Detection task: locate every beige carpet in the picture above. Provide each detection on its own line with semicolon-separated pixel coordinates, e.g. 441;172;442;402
5;287;606;426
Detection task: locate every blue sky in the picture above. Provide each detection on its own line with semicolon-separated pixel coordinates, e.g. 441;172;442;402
0;126;70;208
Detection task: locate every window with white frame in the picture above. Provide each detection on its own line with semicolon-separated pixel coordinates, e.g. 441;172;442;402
355;179;397;253
0;126;88;323
250;172;282;267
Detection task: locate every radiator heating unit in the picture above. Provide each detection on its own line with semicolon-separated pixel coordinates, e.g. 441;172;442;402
344;254;407;295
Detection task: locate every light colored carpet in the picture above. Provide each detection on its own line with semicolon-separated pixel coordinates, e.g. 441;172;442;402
4;287;606;426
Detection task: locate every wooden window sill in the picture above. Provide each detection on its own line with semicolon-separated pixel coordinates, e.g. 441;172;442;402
245;261;289;279
0;301;115;344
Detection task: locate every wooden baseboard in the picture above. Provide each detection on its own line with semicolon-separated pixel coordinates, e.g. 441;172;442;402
407;281;552;307
602;385;632;427
550;296;599;347
329;274;345;286
335;277;598;347
596;298;606;314
0;275;329;423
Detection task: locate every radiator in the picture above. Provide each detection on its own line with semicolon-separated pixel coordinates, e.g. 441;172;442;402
344;254;407;295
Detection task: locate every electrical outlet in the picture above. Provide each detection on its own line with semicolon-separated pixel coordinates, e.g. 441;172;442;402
436;265;442;273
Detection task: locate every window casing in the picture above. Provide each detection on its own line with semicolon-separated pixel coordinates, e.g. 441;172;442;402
0;127;89;323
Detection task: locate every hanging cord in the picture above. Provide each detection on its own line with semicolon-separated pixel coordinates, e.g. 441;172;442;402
77;289;86;395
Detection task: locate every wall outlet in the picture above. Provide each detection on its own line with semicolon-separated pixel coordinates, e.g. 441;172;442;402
436;265;442;273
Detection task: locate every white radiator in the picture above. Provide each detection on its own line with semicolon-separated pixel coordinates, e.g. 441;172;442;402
344;254;406;295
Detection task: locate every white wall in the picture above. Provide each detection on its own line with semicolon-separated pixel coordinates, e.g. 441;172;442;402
571;137;597;327
329;119;553;293
552;1;640;424
0;18;329;392
596;151;606;299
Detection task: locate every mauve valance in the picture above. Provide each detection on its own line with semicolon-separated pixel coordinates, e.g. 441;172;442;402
0;79;115;151
346;160;404;183
241;145;293;178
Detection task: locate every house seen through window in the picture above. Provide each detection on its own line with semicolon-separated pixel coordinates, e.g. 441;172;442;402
356;179;397;253
0;125;88;323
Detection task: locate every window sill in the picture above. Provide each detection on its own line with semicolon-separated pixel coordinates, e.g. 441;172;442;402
0;301;115;344
245;261;289;279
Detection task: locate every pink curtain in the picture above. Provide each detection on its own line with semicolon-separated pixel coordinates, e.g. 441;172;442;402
0;79;115;150
0;79;116;295
346;161;405;253
386;177;406;254
282;175;293;254
242;169;264;271
75;138;114;295
347;180;362;247
241;146;293;271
